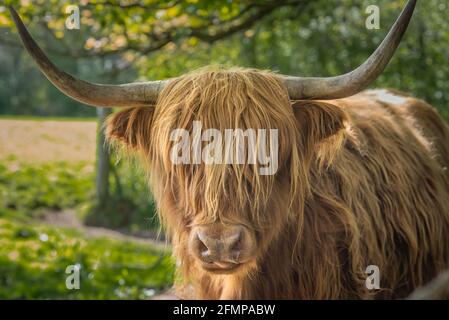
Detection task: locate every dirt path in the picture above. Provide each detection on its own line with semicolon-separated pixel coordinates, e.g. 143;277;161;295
0;119;97;163
41;209;169;250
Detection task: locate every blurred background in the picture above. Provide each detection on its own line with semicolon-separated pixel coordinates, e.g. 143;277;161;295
0;0;447;299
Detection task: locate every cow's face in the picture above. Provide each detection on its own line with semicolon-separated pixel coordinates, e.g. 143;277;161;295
106;69;348;275
107;69;304;275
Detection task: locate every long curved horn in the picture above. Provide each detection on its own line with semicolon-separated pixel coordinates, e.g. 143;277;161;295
284;0;417;100
9;6;168;107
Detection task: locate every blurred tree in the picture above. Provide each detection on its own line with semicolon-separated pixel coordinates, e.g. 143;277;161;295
1;0;448;118
96;107;112;208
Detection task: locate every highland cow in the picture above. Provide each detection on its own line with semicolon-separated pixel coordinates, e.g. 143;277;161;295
9;0;449;299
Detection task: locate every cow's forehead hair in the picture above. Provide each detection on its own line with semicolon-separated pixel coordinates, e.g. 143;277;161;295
149;67;305;221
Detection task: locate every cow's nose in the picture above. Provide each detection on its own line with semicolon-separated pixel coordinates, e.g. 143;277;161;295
196;228;242;261
189;225;256;271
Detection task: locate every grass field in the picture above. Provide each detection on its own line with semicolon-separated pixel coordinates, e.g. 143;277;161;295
0;217;173;299
0;117;173;299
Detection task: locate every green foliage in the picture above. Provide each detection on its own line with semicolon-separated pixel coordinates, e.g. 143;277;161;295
0;162;94;214
84;156;160;231
1;1;447;119
0;217;174;299
0;160;159;231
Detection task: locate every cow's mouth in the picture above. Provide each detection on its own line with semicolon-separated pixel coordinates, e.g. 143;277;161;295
201;261;242;274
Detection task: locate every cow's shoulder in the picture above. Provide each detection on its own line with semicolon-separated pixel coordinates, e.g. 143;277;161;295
359;89;444;125
333;89;438;119
334;89;449;163
359;89;411;105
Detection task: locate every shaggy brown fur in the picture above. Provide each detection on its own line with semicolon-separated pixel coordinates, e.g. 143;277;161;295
106;68;449;299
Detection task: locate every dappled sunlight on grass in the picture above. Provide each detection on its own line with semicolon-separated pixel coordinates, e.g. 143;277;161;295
0;217;174;299
0;161;94;214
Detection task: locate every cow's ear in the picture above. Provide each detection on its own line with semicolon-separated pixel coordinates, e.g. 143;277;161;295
105;107;154;150
292;101;348;163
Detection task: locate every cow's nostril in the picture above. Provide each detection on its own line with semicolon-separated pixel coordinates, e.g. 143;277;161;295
194;230;216;263
197;235;209;257
229;232;243;253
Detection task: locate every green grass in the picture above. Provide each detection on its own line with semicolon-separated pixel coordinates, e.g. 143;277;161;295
0;160;160;231
0;152;171;299
0;216;174;299
0;162;94;215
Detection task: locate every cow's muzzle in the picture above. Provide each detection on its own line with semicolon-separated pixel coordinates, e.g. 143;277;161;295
189;224;257;274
